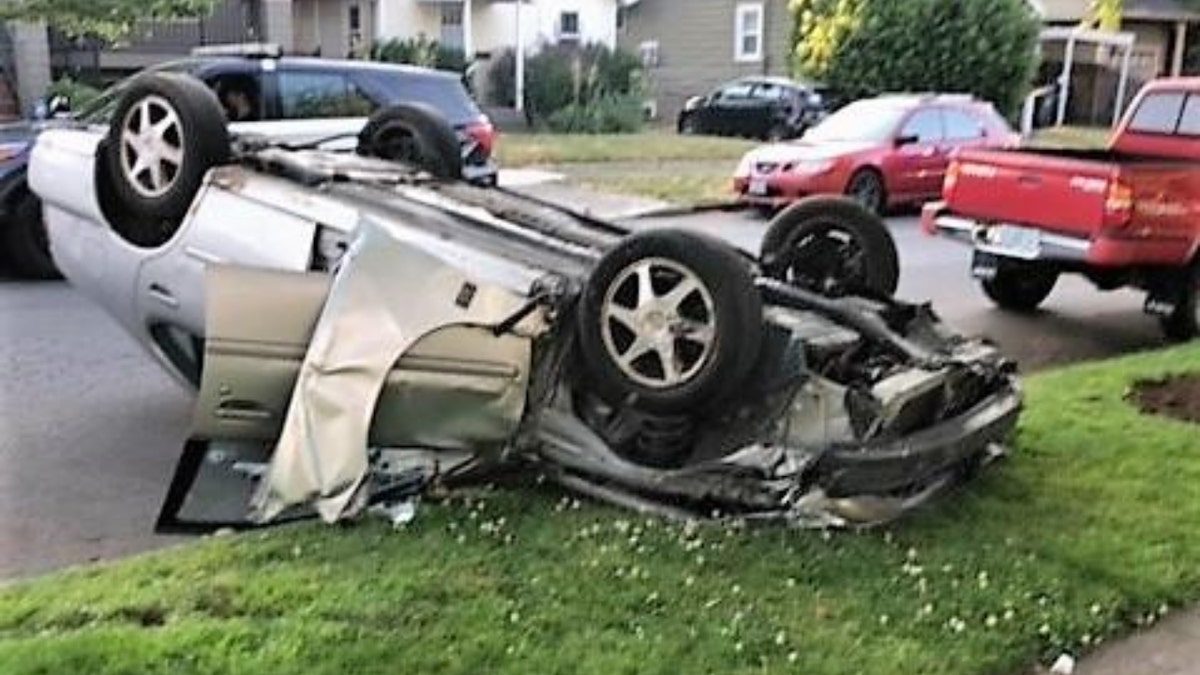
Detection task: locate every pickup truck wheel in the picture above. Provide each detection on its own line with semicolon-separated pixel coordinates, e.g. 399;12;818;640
101;73;231;247
357;103;463;180
760;196;900;297
577;230;763;415
1160;265;1200;341
3;191;60;280
981;264;1058;311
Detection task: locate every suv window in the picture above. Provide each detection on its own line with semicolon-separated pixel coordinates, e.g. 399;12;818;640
751;83;789;101
364;71;482;125
1129;92;1186;134
278;71;377;119
717;83;754;100
943;108;984;140
207;73;262;122
899;109;943;143
1178;95;1200;135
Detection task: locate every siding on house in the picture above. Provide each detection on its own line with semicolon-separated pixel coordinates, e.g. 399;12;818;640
618;0;792;122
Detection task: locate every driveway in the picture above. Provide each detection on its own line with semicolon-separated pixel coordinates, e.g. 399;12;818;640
0;210;1168;579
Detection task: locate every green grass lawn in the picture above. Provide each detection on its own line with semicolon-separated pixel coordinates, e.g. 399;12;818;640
496;132;757;167
1028;125;1112;150
578;172;735;207
2;344;1199;674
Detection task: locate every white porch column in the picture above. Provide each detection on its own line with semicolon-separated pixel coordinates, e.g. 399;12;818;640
1057;34;1076;126
1172;20;1187;76
261;0;296;52
463;0;474;57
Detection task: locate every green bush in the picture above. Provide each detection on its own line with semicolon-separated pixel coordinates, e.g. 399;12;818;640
371;36;468;73
791;0;1040;116
44;77;102;112
486;43;645;132
545;94;644;133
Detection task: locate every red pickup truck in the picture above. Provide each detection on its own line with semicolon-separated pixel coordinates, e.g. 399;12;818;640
922;78;1200;340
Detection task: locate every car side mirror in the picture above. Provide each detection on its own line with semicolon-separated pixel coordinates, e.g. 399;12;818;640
47;95;71;117
894;133;920;147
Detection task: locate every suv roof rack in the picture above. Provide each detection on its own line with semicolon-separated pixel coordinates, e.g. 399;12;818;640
191;43;283;59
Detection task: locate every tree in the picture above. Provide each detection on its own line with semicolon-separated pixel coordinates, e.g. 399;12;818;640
0;0;217;40
791;0;1040;117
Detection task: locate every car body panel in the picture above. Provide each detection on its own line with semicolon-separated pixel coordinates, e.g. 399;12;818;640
196;265;532;449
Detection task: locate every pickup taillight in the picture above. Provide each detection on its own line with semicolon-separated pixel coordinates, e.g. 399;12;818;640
1103;177;1134;228
943;160;961;200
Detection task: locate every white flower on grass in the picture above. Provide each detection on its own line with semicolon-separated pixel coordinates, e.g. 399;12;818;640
788;652;799;663
985;614;998;628
684;575;695;587
786;577;797;589
734;641;744;653
879;614;890;626
774;631;787;646
1090;603;1103;616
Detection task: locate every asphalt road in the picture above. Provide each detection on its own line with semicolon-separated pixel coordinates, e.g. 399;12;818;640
0;212;1170;580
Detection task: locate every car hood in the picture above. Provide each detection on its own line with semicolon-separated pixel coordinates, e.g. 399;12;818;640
746;139;877;164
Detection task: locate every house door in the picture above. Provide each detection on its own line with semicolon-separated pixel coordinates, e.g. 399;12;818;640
441;4;464;50
347;1;375;57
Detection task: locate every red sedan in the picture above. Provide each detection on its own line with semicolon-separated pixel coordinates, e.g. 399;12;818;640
733;94;1014;214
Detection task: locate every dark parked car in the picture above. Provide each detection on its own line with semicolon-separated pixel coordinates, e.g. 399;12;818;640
677;77;836;141
0;44;496;279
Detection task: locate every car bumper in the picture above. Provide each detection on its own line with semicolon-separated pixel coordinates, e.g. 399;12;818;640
921;201;1093;263
734;171;846;207
463;159;499;185
813;381;1021;497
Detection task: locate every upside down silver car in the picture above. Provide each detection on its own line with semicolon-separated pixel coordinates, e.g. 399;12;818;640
29;73;1022;530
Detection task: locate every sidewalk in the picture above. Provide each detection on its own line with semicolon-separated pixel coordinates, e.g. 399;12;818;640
1075;607;1200;675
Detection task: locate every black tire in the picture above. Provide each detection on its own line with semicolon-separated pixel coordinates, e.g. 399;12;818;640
678;114;698;135
3;190;60;280
981;263;1058;312
102;73;231;247
357;103;463;180
577;230;763;414
1160;263;1200;341
845;168;886;215
760;196;900;297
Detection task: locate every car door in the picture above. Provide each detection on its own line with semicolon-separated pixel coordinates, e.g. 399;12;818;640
745;82;787;138
247;66;380;149
888;107;946;199
707;82;755;135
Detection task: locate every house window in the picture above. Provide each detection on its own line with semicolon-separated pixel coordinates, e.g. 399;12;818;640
735;3;764;62
559;11;581;42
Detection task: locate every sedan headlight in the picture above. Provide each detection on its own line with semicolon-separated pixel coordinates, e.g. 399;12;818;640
786;159;835;175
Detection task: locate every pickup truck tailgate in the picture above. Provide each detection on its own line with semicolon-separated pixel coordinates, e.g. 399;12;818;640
945;148;1113;237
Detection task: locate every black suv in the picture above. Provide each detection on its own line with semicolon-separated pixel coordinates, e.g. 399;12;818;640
0;48;496;278
676;76;838;141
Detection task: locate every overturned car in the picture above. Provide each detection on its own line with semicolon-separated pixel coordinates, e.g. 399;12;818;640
30;74;1021;529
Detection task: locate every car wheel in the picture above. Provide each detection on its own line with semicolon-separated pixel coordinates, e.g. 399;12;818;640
980;263;1058;312
1160;263;1200;341
760;196;900;297
101;73;231;248
3;191;60;280
845;169;886;215
357;103;463;180
576;230;763;415
678;115;698;135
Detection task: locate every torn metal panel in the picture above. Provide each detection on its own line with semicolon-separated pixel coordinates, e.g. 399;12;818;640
250;217;540;523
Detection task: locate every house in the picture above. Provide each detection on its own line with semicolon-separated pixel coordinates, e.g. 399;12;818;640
1032;0;1200;123
292;0;619;60
616;0;793;122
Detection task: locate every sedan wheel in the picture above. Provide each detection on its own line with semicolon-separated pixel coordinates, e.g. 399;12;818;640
846;170;886;215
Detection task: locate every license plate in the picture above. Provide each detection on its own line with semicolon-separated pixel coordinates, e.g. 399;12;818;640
748;178;768;195
985;225;1041;259
971;251;999;280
